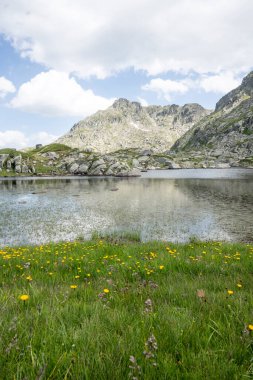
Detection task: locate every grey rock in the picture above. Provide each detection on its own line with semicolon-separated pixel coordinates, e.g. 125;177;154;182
78;164;89;174
138;156;150;163
15;165;21;173
69;163;79;173
132;158;140;167
14;155;22;165
116;168;141;177
0;154;9;168
89;159;105;171
6;160;13;170
42;152;59;160
21;165;29;173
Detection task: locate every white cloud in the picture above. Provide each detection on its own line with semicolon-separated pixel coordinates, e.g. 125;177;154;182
199;72;241;93
142;71;242;101
0;130;28;149
142;78;189;101
137;97;148;107
0;0;252;78
29;132;59;146
0;130;58;149
10;70;115;117
0;76;16;98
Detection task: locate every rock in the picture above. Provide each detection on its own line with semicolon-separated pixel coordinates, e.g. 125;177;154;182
138;156;150;163
215;163;231;168
6;160;13;170
21;165;29;173
116;168;141;177
78;164;89;174
88;166;105;176
14;155;22;165
42;152;59;160
69;163;79;173
132;158;140;167
15;165;21;173
0;154;9;168
140;149;153;156
105;168;114;176
89;159;105;171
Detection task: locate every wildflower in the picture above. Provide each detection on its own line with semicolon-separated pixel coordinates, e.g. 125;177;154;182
103;288;110;293
237;283;242;288
227;290;234;295
19;294;29;301
129;355;141;379
144;298;153;313
143;334;158;366
248;324;253;331
26;276;32;281
159;265;164;270
70;285;77;289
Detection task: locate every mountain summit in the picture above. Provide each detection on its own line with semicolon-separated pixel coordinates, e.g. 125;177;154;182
172;71;253;163
56;99;210;153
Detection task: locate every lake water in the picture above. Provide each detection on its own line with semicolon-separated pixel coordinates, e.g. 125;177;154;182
0;168;253;246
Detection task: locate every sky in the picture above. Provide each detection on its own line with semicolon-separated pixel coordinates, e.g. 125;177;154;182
0;0;253;149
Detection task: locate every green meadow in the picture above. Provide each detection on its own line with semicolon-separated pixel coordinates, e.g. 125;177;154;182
0;239;252;379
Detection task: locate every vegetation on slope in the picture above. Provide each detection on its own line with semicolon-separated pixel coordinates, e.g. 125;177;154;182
0;239;252;379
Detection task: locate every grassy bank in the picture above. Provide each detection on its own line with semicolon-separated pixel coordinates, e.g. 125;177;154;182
0;239;252;379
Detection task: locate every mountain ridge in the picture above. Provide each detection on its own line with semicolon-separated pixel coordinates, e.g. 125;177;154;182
56;98;210;153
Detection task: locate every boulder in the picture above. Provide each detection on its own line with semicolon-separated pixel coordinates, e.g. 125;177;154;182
21;165;29;173
78;164;89;174
69;163;79;173
15;165;21;173
14;155;22;166
42;152;59;160
116;169;141;177
89;159;105;171
0;154;9;168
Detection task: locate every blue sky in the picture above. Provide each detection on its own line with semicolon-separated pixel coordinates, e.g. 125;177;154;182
0;0;252;149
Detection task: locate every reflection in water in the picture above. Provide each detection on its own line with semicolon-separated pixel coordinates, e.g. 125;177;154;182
0;169;253;246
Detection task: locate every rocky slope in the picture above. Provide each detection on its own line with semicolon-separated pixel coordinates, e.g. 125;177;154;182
171;72;253;167
56;99;210;153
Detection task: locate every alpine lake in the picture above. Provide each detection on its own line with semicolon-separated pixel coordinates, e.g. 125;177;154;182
0;168;253;247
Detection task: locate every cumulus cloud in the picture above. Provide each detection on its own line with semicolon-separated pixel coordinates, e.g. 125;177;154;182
0;76;16;98
137;97;149;107
0;130;58;149
0;0;252;78
199;72;241;93
142;78;189;101
0;130;28;149
10;70;115;117
142;71;242;101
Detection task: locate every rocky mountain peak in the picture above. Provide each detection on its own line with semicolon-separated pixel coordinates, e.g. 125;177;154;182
112;98;142;112
56;98;210;153
215;71;253;112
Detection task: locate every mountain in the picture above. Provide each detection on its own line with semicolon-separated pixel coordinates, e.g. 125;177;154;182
56;99;210;153
172;72;253;166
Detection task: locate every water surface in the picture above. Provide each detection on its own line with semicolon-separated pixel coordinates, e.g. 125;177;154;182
0;169;253;246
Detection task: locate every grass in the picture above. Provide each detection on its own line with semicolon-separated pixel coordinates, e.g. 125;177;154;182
37;143;73;154
0;239;252;379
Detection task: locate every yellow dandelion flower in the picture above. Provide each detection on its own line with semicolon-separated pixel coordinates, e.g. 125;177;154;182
19;294;29;301
227;290;234;295
237;283;242;288
103;288;110;293
248;324;253;331
159;265;164;270
26;276;32;281
70;285;78;289
75;275;80;279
